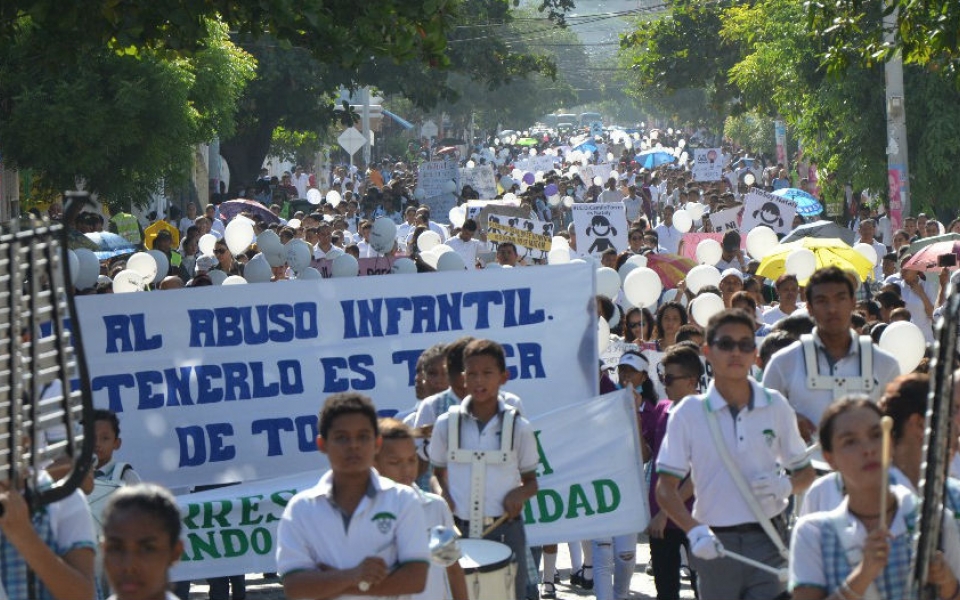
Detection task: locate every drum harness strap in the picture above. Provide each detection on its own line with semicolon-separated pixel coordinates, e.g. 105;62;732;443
801;333;874;400
447;405;517;539
703;390;790;561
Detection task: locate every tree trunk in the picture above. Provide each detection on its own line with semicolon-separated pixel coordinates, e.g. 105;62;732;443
219;117;278;199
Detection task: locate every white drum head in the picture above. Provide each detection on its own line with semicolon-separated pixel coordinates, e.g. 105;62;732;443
458;539;514;573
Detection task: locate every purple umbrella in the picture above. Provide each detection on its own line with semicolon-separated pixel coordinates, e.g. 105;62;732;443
217;199;281;224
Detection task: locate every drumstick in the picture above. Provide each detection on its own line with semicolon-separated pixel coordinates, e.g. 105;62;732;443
879;416;894;530
481;514;510;537
719;548;789;583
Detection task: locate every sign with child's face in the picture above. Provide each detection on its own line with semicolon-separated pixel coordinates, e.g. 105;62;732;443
76;264;597;488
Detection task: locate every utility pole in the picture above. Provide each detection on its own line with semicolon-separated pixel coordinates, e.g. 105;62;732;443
361;87;371;168
884;5;910;228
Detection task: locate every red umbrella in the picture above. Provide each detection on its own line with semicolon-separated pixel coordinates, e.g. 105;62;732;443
646;253;697;289
902;240;960;271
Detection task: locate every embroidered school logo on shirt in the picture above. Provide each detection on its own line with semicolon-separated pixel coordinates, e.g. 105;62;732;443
372;511;397;534
762;429;776;447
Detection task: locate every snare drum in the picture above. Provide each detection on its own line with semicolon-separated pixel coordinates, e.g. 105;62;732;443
458;539;516;600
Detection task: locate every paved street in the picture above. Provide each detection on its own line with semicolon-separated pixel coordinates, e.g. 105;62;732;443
185;536;697;599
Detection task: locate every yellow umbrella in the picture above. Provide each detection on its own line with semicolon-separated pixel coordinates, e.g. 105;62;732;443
757;237;874;283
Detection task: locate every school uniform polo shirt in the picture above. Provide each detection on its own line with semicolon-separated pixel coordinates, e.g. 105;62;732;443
428;398;539;521
275;468;429;598
656;378;809;527
761;328;901;427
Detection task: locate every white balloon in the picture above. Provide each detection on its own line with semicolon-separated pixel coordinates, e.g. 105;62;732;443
443;179;457;194
627;254;648;269
113;269;145;293
208;270;228;286
688;202;705;220
73;248;100;290
673;209;693;233
370;217;398;254
417;231;442;252
623;268;662;308
548;249;570;265
448;206;466;229
746;226;778;260
67;250;79;286
562;196;574;209
244;254;272;283
287;218;302;229
595;267;621;299
785;248;818;280
598;318;611;354
285;239;312;273
326;190;342;207
306;188;323;205
436;251;466;271
198;234;217;256
530;148;538;156
391;257;417;274
606;152;615;163
420;247;441;269
618;261;638;284
879;321;927;373
695;239;723;265
466;160;476;168
225;219;255;256
298;267;322;280
551;235;570;249
503;193;518;204
593;176;603;186
853;242;878;266
127;252;158;284
223;275;247;285
331;253;359;277
548;194;561;207
256;230;286;267
610;170;619;181
147;250;169;284
691;293;725;326
609;304;621;329
685;265;722;294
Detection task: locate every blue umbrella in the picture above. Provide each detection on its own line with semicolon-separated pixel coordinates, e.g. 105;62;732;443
772;188;824;217
85;231;138;260
574;141;598;154
635;150;675;169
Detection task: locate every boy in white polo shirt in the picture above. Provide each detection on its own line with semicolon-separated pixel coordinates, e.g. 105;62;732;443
656;309;815;600
429;339;540;600
276;392;429;599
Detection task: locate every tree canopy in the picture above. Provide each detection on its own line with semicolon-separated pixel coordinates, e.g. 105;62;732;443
618;0;960;214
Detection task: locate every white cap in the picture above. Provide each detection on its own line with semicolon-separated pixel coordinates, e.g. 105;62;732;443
720;268;744;282
196;255;218;272
617;352;649;372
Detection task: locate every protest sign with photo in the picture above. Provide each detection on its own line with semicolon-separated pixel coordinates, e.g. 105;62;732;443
466;201;530;242
459;164;498;199
571;203;628;257
76;265;597;489
418;158;459;214
692;148;723;182
679;232;747;262
579;163;614;186
486;215;554;262
740;188;797;235
514;155;560;174
706;206;742;233
169;389;647;579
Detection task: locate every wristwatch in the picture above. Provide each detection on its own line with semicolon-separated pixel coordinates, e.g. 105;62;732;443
358;581;370;592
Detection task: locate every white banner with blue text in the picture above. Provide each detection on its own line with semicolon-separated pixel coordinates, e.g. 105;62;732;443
76;265;597;488
169;388;647;580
